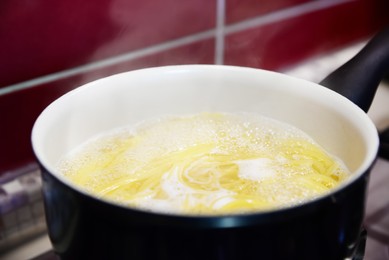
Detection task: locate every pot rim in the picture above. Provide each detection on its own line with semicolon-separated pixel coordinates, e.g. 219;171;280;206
31;64;379;221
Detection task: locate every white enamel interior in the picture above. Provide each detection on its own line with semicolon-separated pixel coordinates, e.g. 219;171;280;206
31;65;379;196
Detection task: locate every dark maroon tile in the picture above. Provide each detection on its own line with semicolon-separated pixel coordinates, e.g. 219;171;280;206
0;78;80;173
224;0;389;71
0;39;214;175
226;0;311;24
0;0;216;87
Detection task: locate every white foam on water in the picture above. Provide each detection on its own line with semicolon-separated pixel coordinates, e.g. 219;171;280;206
235;158;278;181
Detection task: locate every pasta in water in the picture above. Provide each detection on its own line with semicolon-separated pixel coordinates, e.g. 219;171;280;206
58;113;349;215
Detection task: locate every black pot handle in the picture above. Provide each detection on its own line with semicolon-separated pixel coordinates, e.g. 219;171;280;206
320;27;389;113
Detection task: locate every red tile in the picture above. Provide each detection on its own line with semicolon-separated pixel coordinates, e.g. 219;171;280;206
226;0;311;24
0;0;216;87
0;39;214;175
224;0;389;71
0;78;78;173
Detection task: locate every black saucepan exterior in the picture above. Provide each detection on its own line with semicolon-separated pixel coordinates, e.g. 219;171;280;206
41;161;372;260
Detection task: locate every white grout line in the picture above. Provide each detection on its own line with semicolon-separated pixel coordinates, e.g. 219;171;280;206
224;0;353;35
215;0;226;65
0;30;216;96
0;0;353;96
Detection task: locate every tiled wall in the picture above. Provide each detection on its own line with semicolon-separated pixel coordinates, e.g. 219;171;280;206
1;0;388;176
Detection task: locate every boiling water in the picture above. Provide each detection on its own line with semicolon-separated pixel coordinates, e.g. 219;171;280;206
58;113;349;215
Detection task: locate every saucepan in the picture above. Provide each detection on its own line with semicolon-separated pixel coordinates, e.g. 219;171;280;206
31;28;389;260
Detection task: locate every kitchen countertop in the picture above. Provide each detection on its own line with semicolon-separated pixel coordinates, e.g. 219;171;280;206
1;41;389;259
